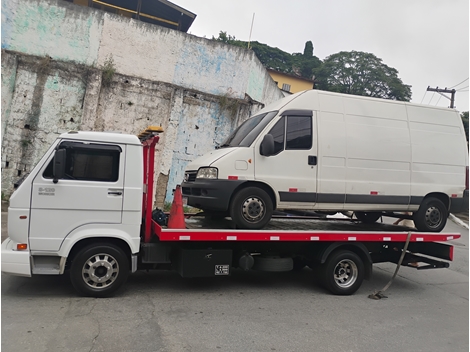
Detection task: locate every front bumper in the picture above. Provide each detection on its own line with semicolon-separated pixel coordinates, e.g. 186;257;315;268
1;238;32;277
181;179;245;211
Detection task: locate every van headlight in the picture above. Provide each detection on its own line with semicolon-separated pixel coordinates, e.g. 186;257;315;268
196;167;218;179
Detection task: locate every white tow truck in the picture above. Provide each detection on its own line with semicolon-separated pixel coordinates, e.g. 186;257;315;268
1;127;461;297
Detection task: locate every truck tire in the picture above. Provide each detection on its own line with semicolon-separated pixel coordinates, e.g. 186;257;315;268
320;250;364;295
70;243;129;298
413;197;448;232
354;211;381;224
230;187;273;229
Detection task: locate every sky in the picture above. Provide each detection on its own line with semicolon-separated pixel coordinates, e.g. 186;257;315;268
176;0;469;112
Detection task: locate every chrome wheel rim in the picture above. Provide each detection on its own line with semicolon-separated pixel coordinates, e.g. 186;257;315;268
425;206;442;229
242;196;265;222
82;253;119;289
333;259;358;288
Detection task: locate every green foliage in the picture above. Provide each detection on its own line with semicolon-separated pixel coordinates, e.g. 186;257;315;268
213;32;411;101
101;55;116;87
303;41;313;57
315;51;412;101
461;111;469;142
218;93;239;117
212;31;320;80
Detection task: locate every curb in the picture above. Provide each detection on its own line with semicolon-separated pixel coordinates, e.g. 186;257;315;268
449;213;469;230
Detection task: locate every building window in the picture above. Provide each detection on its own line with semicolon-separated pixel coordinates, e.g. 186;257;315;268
282;83;291;92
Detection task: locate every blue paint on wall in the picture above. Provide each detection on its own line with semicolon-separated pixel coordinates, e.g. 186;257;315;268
1;0;16;49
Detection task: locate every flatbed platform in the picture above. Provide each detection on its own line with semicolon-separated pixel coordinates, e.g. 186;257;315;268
153;216;461;243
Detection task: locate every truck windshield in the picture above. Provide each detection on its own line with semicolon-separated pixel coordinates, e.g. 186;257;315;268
217;111;278;148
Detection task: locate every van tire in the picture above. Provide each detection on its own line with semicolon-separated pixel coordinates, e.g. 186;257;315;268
354;211;381;224
70;243;129;297
230;187;273;229
413;197;448;232
320;250;364;295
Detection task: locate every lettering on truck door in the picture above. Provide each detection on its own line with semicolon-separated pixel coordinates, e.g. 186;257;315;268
29;141;125;251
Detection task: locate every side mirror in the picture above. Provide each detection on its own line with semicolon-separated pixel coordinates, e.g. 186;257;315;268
260;134;275;156
53;149;66;183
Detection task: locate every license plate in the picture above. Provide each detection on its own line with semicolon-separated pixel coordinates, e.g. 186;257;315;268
182;197;188;206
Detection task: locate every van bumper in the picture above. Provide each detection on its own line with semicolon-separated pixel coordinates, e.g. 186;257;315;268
1;238;32;277
449;190;469;214
181;179;245;211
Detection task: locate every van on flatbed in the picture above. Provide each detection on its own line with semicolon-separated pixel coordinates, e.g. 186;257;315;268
182;90;469;232
0;128;462;297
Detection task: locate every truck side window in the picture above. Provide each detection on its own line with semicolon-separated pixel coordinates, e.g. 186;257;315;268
286;116;312;150
43;143;121;182
268;116;285;155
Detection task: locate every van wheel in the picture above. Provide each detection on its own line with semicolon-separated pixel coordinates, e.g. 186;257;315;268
70;243;129;297
230;187;273;229
354;211;381;224
413;197;448;232
320;250;364;295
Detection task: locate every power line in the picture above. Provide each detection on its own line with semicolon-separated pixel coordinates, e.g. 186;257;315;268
457;85;469;91
450;77;469;89
420;91;428;104
435;95;442;106
427;92;436;105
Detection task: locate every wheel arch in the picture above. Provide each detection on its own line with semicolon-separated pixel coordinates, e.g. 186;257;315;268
422;192;450;210
65;237;133;270
318;242;372;280
230;181;277;209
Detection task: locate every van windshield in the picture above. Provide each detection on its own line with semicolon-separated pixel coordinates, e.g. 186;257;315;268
217;111;278;148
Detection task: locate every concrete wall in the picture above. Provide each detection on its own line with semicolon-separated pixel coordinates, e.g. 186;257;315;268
1;0;283;204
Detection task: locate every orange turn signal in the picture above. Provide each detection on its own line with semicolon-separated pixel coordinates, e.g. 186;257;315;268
17;243;27;250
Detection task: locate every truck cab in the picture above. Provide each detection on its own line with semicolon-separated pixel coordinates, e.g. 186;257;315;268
3;131;144;285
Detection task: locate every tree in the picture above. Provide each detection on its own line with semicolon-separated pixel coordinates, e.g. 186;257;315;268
211;33;321;80
461;111;469;142
315;51;412;101
303;41;313;57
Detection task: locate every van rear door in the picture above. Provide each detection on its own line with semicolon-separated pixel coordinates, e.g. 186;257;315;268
254;110;317;208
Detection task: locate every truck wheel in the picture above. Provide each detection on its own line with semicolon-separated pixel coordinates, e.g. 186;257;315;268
70;243;129;297
320;250;364;295
230;187;273;229
413;197;448;232
354;211;381;224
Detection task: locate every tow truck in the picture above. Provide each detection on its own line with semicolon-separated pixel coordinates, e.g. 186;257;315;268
1;127;460;297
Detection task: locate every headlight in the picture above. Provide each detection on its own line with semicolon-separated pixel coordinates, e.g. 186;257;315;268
196;167;218;179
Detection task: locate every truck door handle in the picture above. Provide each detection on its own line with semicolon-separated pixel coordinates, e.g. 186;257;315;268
108;191;123;196
308;155;317;166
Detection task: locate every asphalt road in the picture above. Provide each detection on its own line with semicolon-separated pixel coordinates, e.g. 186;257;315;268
1;211;468;352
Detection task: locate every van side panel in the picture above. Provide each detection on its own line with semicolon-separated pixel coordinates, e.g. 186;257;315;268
408;105;467;199
316;93;346;206
342;96;411;208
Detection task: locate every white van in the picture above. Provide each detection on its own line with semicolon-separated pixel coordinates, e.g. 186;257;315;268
181;90;469;232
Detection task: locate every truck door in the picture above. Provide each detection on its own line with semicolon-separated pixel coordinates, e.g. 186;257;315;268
254;111;318;208
29;141;125;251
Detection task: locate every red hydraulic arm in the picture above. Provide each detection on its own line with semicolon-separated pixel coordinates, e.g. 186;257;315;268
138;126;163;243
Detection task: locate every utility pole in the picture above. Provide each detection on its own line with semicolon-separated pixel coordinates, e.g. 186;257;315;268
426;86;456;108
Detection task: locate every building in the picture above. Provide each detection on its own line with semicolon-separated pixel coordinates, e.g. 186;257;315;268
63;0;196;32
267;68;315;96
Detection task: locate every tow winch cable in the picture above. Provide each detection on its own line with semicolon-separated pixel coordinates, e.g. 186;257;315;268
368;231;412;300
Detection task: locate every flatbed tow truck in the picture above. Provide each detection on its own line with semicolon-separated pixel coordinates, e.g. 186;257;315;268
1;127;461;297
